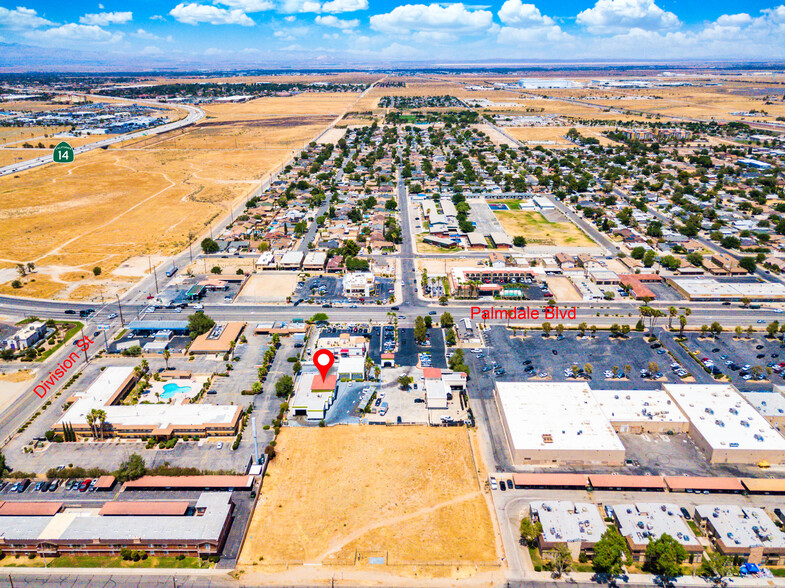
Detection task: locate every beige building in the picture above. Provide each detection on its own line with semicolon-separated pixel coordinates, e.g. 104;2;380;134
495;382;625;465
664;384;785;464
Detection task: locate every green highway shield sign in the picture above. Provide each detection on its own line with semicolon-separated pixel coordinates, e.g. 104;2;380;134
53;141;74;163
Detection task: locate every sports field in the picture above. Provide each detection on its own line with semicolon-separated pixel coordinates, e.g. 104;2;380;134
238;426;498;578
494;210;595;247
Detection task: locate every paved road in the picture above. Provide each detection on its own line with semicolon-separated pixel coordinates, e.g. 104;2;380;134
0;101;204;178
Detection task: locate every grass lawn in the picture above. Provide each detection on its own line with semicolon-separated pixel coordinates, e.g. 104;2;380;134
37;321;83;362
494;210;595;247
496;200;521;210
0;555;207;568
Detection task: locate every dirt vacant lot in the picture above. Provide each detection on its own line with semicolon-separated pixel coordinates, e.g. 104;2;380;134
239;426;498;578
0;92;358;299
495;210;595;247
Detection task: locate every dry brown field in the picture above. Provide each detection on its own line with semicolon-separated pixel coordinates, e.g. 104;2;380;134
238;426;498;578
495;210;595;247
0;91;358;299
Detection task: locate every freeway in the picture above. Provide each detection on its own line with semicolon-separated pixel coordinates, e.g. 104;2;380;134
0;101;205;178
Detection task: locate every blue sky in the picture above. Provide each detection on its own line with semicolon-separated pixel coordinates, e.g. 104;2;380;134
1;0;784;64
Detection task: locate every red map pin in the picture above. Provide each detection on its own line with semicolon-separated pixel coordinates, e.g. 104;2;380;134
313;349;335;382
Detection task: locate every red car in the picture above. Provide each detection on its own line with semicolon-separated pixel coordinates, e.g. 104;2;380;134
79;479;91;492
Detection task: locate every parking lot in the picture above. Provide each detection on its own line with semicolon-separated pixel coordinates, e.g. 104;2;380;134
395;327;447;369
295;276;394;305
473;326;692;387
682;332;785;389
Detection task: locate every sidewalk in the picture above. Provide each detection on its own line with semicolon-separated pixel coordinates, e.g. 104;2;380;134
528;570;785;587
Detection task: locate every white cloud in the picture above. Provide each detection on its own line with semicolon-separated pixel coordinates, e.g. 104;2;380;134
134;28;159;39
315;14;358;28
141;45;162;54
280;0;322;12
284;14;296;21
576;0;679;33
150;14;167;21
274;25;308;39
496;0;567;44
79;11;132;25
214;0;275;12
321;0;367;13
323;32;339;38
24;23;123;43
370;3;494;38
715;13;752;26
498;0;554;26
0;6;54;30
169;3;255;25
98;3;104;8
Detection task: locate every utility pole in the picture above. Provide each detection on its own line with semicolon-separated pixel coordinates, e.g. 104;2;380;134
116;293;125;327
149;256;159;294
80;326;88;364
252;416;259;464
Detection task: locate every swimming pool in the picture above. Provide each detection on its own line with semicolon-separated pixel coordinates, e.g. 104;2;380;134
161;382;192;399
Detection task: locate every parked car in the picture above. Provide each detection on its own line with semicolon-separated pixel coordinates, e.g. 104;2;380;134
79;479;91;492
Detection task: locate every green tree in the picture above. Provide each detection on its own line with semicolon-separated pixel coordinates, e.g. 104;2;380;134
698;552;735;585
551;543;572;578
593;527;629;577
414;316;427;344
643;533;687;579
739;257;757;273
200;238;219;253
187;312;215;340
397;375;413;390
115;453;147;482
542;322;552;336
440;312;454;328
309;313;329;323
519;517;542;547
275;375;294;398
513;236;527;247
92;267;102;276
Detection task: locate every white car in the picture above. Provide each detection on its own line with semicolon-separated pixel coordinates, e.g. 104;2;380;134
192;303;204;310
216;442;223;449
108;313;118;319
490;477;498;490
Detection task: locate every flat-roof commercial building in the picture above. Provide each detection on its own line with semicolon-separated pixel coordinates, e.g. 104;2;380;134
664;384;785;464
530;501;605;558
669;278;785;302
588;475;666;492
512;473;588;490
56;367;242;440
0;493;234;558
189;322;245;355
592;389;689;434
614;503;702;563
743;390;785;434
695;505;785;565
343;272;375;298
495;382;625;465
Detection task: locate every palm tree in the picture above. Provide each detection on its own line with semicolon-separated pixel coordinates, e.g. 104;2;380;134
668;306;677;330
623;364;631;378
96;409;107;440
679;314;687;337
163;349;171;370
229;340;236;360
86;411;96;438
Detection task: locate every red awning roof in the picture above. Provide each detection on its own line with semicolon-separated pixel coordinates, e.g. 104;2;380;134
512;473;588;488
589;475;666;489
99;501;190;516
664;476;744;492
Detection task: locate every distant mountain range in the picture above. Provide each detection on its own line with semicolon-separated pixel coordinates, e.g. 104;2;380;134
1;42;783;73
